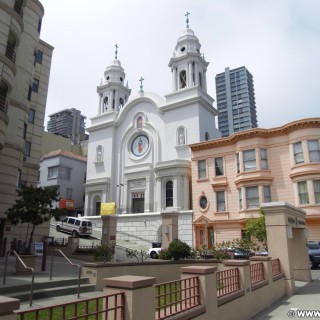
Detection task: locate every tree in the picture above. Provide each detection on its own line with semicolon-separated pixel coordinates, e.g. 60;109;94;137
244;209;267;249
6;186;62;254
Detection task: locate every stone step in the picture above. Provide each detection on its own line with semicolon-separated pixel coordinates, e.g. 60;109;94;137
0;277;90;295
5;283;96;302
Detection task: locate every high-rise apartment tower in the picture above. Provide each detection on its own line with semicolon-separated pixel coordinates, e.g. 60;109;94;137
0;0;53;255
47;108;86;145
215;67;257;137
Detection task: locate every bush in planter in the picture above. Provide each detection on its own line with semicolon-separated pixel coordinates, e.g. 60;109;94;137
125;249;149;263
93;244;115;263
158;248;170;260
166;239;192;260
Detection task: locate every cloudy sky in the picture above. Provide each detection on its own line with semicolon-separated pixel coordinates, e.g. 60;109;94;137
39;0;320;130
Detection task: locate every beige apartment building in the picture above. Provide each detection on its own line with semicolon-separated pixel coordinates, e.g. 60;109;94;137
190;118;320;248
0;0;53;255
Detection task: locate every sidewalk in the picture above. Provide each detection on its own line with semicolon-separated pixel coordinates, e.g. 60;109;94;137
251;271;320;319
1;253;320;318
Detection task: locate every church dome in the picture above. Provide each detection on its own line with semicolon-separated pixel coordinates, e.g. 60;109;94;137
110;59;122;67
173;28;202;57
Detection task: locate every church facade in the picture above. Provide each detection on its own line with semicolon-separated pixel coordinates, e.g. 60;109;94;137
84;27;221;225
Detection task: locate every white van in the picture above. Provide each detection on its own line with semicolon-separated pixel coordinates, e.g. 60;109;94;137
56;216;92;237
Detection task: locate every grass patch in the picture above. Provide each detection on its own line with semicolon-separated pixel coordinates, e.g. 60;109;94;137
155;282;181;309
17;299;103;320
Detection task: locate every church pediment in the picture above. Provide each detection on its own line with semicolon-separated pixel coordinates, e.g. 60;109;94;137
193;215;213;225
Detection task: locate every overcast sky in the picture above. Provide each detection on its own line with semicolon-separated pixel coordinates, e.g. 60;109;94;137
39;0;320;131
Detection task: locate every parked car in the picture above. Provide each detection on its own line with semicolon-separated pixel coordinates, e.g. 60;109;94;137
256;248;268;256
148;242;162;259
226;248;254;259
56;216;92;237
307;241;320;269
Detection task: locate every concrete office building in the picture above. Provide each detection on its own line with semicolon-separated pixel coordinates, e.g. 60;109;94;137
215;66;257;137
47;108;87;145
0;0;53;255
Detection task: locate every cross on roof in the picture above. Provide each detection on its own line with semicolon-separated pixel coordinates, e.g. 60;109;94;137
115;44;118;59
185;12;190;28
139;77;144;93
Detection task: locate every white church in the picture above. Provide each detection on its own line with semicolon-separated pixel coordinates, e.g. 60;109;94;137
84;21;221;245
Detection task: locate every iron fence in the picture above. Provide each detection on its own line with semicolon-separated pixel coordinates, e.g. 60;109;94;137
155;276;200;319
216;268;240;297
250;262;265;285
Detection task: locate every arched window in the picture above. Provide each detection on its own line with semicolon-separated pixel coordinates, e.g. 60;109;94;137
96;145;103;162
136;116;143;129
177;126;186;145
119;97;124;109
166;181;173;207
179;70;187;89
199;72;202;88
103;97;108;111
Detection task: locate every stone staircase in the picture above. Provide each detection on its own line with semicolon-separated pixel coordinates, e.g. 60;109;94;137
0;277;96;302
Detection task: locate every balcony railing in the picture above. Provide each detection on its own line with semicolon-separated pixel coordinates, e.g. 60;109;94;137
0;95;8;114
14;1;23;18
5;45;16;63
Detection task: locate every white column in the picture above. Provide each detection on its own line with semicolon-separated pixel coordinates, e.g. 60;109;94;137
188;62;193;87
115;90;119;111
155;177;162;211
203;70;207;91
183;176;189;210
110;91;114;110
84;192;90;216
173;176;179;211
144;177;150;213
99;94;103;114
172;68;177;91
195;63;199;86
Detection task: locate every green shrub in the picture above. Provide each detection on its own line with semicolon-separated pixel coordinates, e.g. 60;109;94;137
93;244;115;263
166;239;192;260
158;248;170;260
125;249;149;262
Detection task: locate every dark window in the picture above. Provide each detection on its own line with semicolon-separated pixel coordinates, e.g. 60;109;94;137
199;196;208;210
23;141;31;160
23;123;27;139
32;79;39;92
179;70;187;88
27;85;32;101
166;181;173;207
36;50;43;64
215;157;224;176
38;18;42;33
28;109;35;123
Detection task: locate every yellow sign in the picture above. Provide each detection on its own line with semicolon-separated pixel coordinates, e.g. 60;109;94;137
101;202;116;215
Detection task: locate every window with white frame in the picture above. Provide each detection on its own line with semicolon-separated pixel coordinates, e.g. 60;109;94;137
215;157;224;176
238;188;242;210
236;153;240;173
245;186;259;208
96;145;103;162
59;167;71;180
48;166;58;179
177;126;186;145
293;142;304;164
216;191;226;212
243;149;256;171
308;140;320;163
165;180;173;207
198;160;207;179
313;180;320;204
264;186;271;202
260;149;268;170
297;181;309;204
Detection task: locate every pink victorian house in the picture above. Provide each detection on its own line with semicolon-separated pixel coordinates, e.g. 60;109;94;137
190;118;320;248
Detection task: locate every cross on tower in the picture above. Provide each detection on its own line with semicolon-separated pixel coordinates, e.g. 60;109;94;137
185;12;190;28
115;44;118;59
139;77;144;93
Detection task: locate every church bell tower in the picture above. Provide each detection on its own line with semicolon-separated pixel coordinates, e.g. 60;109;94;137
97;45;131;115
168;13;209;93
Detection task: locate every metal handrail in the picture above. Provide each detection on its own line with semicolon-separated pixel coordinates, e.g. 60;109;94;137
50;249;81;298
3;250;35;307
